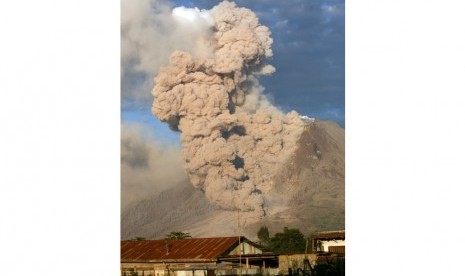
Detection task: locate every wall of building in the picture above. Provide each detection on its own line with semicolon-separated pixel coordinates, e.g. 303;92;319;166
319;240;345;252
229;241;262;255
176;270;207;276
121;262;216;276
121;263;276;276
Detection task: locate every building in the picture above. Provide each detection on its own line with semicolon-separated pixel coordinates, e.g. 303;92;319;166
121;236;279;276
311;230;345;254
279;230;346;275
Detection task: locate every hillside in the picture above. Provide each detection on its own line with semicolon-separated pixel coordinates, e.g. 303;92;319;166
121;120;344;240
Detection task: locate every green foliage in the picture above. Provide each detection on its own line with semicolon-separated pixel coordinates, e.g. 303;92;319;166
131;236;146;241
257;227;306;254
270;227;306;254
166;231;192;240
313;257;345;276
257;226;270;247
287;256;345;276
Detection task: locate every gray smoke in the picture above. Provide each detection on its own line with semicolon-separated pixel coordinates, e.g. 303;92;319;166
121;123;187;209
121;0;215;103
151;1;304;217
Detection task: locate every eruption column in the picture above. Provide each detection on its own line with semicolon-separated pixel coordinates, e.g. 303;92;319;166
152;1;304;216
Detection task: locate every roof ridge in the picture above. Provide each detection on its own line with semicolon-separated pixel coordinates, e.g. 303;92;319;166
122;236;246;242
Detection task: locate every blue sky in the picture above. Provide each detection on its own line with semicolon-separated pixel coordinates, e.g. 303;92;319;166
122;0;345;144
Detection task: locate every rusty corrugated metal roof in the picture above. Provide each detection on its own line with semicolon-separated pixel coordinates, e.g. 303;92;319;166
121;237;243;262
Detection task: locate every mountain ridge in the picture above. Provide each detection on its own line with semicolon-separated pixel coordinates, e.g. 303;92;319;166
121;119;344;240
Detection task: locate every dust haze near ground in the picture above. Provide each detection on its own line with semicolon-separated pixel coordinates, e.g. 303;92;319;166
121;123;187;209
121;121;344;240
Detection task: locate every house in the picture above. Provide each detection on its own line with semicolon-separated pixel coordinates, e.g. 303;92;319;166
121;236;279;276
311;230;345;254
279;230;346;275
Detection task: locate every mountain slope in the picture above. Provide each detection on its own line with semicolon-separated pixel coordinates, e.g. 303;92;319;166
121;120;344;240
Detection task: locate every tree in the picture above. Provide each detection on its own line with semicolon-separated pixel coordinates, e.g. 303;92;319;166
257;226;270;247
166;231;192;240
268;227;306;254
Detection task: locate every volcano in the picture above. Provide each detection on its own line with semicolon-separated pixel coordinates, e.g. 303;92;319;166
121;120;344;240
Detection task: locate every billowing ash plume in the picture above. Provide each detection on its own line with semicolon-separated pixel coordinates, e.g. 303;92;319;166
152;1;304;216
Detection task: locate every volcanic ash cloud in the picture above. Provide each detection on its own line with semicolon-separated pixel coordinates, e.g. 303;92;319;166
152;1;304;216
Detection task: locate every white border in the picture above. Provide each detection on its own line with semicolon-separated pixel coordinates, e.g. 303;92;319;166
347;0;465;275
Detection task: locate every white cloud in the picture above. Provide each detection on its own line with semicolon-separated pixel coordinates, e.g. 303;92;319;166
275;19;289;29
321;4;338;13
172;6;215;26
